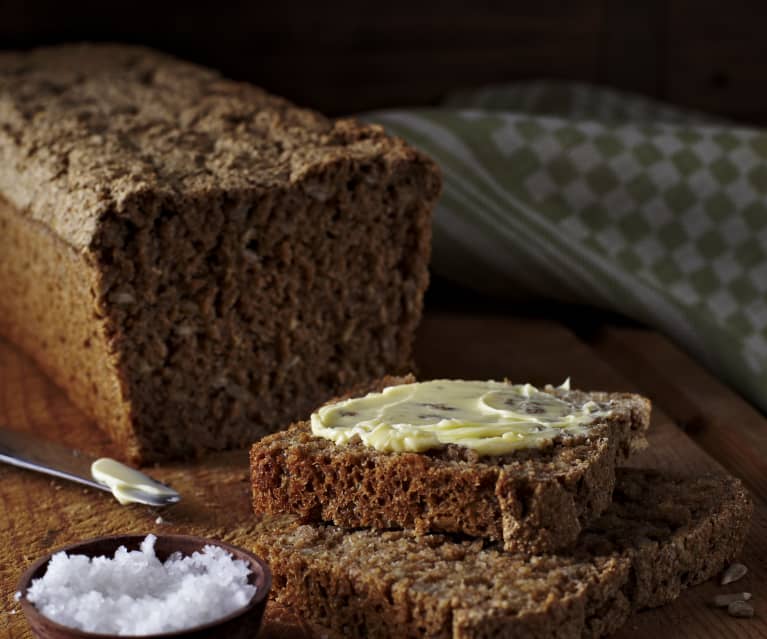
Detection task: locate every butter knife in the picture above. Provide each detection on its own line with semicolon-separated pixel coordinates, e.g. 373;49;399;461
0;428;180;507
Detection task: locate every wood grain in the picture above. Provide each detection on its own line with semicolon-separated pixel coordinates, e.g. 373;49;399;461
598;1;665;98
1;311;764;638
0;1;604;117
666;0;767;123
585;326;767;499
5;1;767;123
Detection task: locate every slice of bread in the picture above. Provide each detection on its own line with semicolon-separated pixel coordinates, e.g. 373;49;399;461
248;469;752;639
250;376;651;553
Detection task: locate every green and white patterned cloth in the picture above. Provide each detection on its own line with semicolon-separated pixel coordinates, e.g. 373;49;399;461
368;82;767;413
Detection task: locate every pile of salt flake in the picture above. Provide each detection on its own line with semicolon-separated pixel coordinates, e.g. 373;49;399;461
25;534;256;635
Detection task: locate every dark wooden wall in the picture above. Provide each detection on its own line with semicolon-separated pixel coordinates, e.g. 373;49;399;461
2;1;767;122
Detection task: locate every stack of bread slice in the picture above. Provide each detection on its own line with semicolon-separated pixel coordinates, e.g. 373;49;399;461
249;375;752;638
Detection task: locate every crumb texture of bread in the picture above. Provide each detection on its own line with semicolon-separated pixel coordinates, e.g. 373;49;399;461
0;45;441;462
248;469;752;639
250;380;652;553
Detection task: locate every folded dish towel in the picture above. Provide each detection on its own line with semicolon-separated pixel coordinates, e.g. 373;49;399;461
369;82;767;414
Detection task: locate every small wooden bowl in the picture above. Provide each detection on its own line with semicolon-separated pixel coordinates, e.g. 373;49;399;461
17;534;271;639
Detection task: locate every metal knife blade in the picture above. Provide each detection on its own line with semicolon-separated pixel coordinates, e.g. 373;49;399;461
0;427;180;507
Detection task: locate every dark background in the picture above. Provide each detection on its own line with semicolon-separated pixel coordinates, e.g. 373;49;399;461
3;1;767;123
4;0;766;321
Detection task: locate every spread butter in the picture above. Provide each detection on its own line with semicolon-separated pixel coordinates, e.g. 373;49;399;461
310;379;611;456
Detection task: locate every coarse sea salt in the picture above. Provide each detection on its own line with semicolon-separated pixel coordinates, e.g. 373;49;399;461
25;534;256;636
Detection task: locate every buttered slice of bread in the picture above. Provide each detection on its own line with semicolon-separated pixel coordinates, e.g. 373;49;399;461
250;375;651;553
248;469;751;639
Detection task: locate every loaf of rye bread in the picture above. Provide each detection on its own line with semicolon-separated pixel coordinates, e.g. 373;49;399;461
249;469;751;639
0;45;440;462
250;375;651;553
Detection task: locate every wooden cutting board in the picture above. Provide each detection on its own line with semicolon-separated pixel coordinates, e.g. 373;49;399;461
1;310;764;638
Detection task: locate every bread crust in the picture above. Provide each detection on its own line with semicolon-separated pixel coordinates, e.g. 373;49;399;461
0;44;433;250
0;46;441;462
0;199;138;453
247;469;752;639
250;376;651;553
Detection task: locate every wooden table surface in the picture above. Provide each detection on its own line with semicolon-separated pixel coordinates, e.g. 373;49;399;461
1;309;765;638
